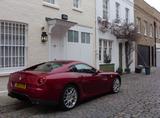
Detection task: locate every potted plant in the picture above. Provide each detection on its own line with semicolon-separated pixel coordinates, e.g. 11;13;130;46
125;68;131;74
116;67;123;75
104;54;111;63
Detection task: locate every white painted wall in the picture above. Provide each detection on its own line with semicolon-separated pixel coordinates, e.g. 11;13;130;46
0;0;96;75
96;0;135;71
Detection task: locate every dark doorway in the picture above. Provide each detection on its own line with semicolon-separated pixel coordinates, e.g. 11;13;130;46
119;43;123;68
137;45;150;67
152;46;154;66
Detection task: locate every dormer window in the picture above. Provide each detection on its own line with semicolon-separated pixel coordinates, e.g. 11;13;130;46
44;0;55;4
73;0;80;8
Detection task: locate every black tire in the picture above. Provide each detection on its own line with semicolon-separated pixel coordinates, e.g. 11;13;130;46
60;85;79;110
112;78;121;93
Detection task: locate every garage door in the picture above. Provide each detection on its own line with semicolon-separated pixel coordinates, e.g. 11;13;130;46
156;49;160;67
66;43;93;66
137;45;150;67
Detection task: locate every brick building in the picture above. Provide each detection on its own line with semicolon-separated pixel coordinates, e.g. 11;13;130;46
134;0;160;68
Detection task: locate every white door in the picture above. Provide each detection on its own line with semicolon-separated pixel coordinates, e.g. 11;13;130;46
51;36;65;61
156;49;160;67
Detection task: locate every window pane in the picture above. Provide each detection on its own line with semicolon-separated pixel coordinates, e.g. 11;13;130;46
68;30;73;42
103;0;108;19
100;40;112;63
99;40;102;61
86;33;90;44
1;34;4;45
50;0;55;4
81;32;90;44
0;57;2;68
116;2;120;19
73;0;79;8
44;0;55;4
81;32;85;43
0;21;27;68
74;31;78;42
125;8;129;23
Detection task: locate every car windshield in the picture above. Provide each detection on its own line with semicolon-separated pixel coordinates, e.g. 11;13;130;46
33;62;63;72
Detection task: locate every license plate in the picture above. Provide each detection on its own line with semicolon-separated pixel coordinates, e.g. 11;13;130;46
15;83;26;89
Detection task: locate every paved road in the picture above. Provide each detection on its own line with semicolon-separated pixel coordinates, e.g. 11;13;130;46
0;69;160;118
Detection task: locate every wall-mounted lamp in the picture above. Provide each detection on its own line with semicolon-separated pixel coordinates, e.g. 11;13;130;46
41;27;48;43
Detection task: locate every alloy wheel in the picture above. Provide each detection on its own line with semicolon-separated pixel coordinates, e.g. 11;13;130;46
113;78;121;93
63;86;78;109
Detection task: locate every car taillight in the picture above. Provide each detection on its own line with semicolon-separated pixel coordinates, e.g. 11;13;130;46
37;77;47;85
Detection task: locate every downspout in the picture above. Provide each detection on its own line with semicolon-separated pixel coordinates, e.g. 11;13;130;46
95;0;98;69
154;21;157;67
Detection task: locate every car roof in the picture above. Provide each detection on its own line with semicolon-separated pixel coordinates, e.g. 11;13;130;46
48;60;81;64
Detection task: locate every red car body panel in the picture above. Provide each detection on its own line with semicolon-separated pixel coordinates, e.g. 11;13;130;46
8;61;120;104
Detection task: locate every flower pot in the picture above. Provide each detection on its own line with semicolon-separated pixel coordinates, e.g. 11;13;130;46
145;67;150;75
125;68;131;74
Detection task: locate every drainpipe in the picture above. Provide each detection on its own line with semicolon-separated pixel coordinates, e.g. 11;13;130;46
95;0;99;69
154;21;157;67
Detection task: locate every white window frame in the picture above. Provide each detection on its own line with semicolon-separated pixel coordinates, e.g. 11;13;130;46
156;26;158;38
99;40;102;61
103;0;109;20
144;20;148;36
115;2;120;20
81;32;90;44
136;17;141;33
150;24;153;37
73;0;81;9
0;21;27;74
68;30;79;43
44;0;55;4
125;8;129;23
99;39;112;64
43;0;60;10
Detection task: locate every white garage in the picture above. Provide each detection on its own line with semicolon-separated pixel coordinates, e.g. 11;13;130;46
48;19;94;66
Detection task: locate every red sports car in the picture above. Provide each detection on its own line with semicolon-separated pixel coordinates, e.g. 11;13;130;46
8;60;121;110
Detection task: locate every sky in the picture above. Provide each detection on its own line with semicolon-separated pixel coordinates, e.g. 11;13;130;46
144;0;160;12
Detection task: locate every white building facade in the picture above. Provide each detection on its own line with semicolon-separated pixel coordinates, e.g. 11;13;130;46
96;0;135;72
0;0;96;76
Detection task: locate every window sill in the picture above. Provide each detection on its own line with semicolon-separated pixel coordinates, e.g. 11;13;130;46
0;73;10;77
0;67;25;77
72;7;83;13
43;2;60;10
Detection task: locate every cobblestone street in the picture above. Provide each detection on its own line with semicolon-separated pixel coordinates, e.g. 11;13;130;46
0;68;160;118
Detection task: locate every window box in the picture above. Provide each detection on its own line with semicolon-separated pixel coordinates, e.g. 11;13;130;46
100;63;115;72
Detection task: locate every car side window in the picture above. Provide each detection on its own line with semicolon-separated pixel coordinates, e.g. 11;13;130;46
69;65;78;72
74;64;96;74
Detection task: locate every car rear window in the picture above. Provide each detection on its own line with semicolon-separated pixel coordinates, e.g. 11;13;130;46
33;62;63;72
